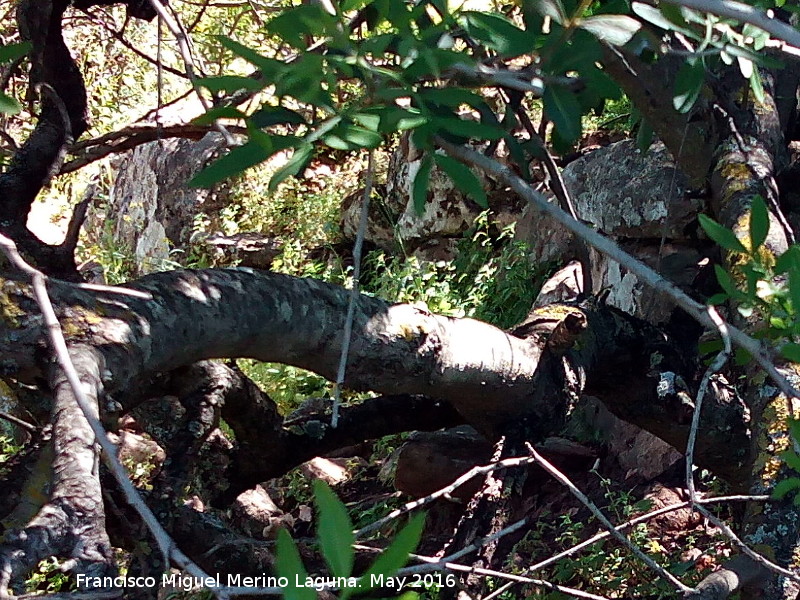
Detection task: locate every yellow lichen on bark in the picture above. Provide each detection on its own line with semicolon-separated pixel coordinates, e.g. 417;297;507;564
0;280;27;328
756;394;792;487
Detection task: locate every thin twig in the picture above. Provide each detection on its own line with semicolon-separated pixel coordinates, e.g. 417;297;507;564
686;307;731;504
354;455;539;538
146;0;235;146
663;0;800;49
76;8;188;78
436;139;800;402
483;494;770;600
354;546;614;600
526;443;695;593
331;149;375;428
0;411;37;433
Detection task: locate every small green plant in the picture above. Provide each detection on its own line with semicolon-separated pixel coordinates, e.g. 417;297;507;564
25;558;73;594
363;212;542;328
773;418;800;505
276;480;425;599
237;360;331;415
0;434;22;477
0;43;30;115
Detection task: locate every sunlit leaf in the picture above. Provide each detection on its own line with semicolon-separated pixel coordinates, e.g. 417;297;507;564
314;480;354;578
750;68;766;104
267;4;339;48
351;513;426;597
276;530;316;600
699;215;747;253
413;154;433;215
579;15;641;46
218;36;285;76
323;122;383;150
749;195;769;253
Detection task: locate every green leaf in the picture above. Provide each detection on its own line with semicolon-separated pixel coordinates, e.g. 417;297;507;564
273;54;333;110
781;450;800;473
342;0;374;11
267;4;339;48
197;75;263;93
434;154;488;208
579;15;641;46
189;141;269;188
780;342;800;363
636;118;654;153
673;60;705;114
218;36;285;77
276;529;317;600
789;418;800;443
354;513;426;594
658;3;688;27
0;92;21;115
0;41;31;63
631;2;682;30
323;122;383;150
790;269;800;314
750;68;766;104
459;11;535;57
772;477;800;499
420;88;488;110
251;106;307;128
749;195;769;253
412;154;433;215
269;143;313;192
437;117;506;141
722;42;783;69
698;214;747;253
505;135;531;180
353;107;427;134
713;264;740;298
314;481;354;578
776;246;800;274
543;85;582;144
193;106;246;125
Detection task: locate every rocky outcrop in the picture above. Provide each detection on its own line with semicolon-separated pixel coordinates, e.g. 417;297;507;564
85;133;233;275
341;141;526;259
516;140;706;323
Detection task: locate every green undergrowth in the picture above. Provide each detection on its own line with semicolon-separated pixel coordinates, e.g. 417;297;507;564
506;477;733;599
240;211;544;415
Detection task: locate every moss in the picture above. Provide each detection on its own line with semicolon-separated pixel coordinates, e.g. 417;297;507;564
0;284;26;328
